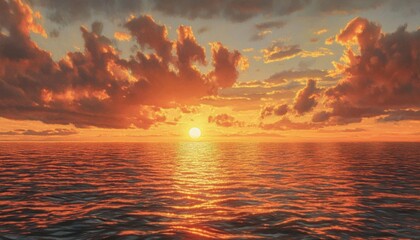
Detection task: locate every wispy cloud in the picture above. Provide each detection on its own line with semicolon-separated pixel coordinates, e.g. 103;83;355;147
0;128;78;136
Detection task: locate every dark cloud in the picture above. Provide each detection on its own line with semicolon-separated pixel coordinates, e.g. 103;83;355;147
312;111;330;122
378;110;420;122
388;0;420;15
318;17;420;124
208;113;245;127
209;42;248;88
251;20;286;41
197;26;210;34
293;79;321;115
262;41;302;62
0;128;78;136
151;0;305;23
29;0;144;25
0;0;246;129
312;0;383;14
150;0;385;22
260;104;288;119
125;15;173;63
27;0;397;26
255;20;287;31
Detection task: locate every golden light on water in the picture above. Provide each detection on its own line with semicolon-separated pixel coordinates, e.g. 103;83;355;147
189;127;202;139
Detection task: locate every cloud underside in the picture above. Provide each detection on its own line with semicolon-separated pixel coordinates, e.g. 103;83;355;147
0;0;246;129
208;113;245;127
0;128;77;136
316;17;420;125
1;1;419;133
29;0;388;24
261;17;420;130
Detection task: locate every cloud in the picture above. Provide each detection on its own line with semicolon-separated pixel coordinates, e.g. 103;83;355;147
197;26;209;34
293;79;321;115
200;95;256;111
125;15;173;63
114;31;131;41
265;69;330;83
29;0;389;25
0;0;246;129
318;127;366;133
388;0;420;15
208;113;245;127
312;0;383;15
255;20;287;31
300;47;333;58
341;128;366;132
378;110;420;122
150;0;305;23
242;48;254;52
314;28;328;35
325;37;334;45
262;41;302;62
260;104;288;119
262;41;333;62
150;0;386;23
29;0;144;25
209;42;249;88
251;30;272;41
251;20;286;41
178;105;199;114
318;17;420;123
311;111;330;122
260;117;322;131
0;128;78;136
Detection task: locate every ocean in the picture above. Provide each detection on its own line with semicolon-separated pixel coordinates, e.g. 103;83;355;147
0;142;419;239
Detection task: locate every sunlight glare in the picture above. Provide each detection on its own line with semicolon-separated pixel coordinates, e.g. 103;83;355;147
189;127;202;139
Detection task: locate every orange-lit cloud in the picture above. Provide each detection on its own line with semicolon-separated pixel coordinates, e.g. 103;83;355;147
314;28;328;35
0;0;246;129
262;41;333;62
114;31;132;41
262;41;302;62
208;114;245;127
315;17;420;124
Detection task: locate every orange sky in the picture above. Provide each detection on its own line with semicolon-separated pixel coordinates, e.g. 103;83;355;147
0;0;419;142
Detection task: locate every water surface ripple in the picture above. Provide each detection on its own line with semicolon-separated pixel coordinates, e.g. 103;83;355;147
0;142;419;239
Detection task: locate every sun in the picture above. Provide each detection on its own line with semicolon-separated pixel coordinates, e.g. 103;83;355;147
189;127;202;139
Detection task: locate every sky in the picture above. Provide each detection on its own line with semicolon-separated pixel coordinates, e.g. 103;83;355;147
0;0;419;142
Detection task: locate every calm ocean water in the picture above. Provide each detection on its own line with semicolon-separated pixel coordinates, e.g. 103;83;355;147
0;142;419;239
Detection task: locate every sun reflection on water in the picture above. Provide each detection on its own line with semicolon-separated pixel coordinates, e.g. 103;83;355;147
0;142;419;238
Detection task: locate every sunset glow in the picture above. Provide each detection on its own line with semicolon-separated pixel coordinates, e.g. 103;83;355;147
0;0;418;142
0;1;419;239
